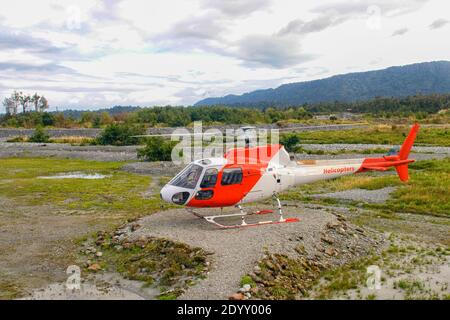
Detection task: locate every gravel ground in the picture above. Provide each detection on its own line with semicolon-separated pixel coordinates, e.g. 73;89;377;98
127;205;382;300
1;142;447;163
313;187;397;204
0;142;138;161
0;124;366;140
121;161;184;176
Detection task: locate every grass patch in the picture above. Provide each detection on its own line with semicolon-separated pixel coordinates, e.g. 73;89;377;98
292;125;450;146
240;275;256;288
299;148;390;156
315;254;380;299
0;278;24;300
0;158;167;214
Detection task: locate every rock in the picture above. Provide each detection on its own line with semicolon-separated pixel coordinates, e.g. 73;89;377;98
253;265;261;274
131;223;141;232
321;236;334;245
87;263;101;272
87;246;96;254
96;251;103;257
327;222;340;229
265;261;276;271
122;242;133;249
244;292;251;298
355;227;365;234
243;284;251;292
229;293;244;300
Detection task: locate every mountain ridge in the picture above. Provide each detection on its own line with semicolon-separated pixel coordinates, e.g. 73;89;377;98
195;61;450;107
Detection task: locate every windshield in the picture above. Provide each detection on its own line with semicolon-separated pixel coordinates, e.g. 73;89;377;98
169;164;203;189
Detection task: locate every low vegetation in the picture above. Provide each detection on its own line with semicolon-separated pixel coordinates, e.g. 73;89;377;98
28;126;50;143
312;237;449;300
0;158;166;214
94;123;145;146
86;233;209;299
137;137;178;161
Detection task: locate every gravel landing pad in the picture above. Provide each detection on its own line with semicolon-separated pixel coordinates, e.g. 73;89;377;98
129;205;381;300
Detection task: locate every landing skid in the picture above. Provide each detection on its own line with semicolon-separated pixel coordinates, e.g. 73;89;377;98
188;195;300;229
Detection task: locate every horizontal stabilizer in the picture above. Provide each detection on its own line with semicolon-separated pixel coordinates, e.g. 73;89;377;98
360;166;389;171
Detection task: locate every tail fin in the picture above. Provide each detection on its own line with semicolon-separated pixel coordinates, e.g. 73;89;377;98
358;123;419;182
396;123;420;181
395;164;409;182
398;123;420;160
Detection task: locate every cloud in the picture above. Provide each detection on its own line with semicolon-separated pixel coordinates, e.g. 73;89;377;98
90;0;125;22
312;0;428;17
0;62;76;74
0;24;89;61
392;27;409;36
201;0;272;17
278;15;347;36
164;15;225;41
235;34;316;68
429;18;449;29
278;0;429;37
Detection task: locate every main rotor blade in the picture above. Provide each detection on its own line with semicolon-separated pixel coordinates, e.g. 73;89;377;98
131;132;219;138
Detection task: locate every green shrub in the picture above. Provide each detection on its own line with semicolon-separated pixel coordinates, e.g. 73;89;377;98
28;126;50;143
280;133;301;152
95;124;145;146
137;137;178;161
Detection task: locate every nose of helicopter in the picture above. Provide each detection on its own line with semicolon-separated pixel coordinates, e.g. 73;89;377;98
160;184;192;205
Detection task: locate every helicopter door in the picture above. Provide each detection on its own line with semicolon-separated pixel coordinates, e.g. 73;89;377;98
195;168;218;201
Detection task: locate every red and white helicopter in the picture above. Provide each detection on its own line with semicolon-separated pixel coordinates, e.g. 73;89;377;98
153;123;420;229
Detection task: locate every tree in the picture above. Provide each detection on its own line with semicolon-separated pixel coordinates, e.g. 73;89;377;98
31;93;41;112
280;133;301;152
137;137;177;161
18;92;31;113
29;126;50;143
2;98;15;115
38;96;49;112
95;124;145;146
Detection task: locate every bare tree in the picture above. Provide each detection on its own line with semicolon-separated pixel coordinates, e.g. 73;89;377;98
31;93;41;112
2;97;15;115
19;92;31;113
39;96;49;112
11;91;20;114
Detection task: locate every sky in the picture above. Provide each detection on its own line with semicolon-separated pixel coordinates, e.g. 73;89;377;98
0;0;449;111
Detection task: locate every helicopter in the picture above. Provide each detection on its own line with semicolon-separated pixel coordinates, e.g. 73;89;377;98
140;123;420;229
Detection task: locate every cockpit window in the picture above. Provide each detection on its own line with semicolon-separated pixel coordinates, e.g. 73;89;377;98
221;168;243;185
200;168;218;188
169;164;203;189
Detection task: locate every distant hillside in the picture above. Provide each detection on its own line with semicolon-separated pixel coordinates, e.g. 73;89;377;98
195;61;450;107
